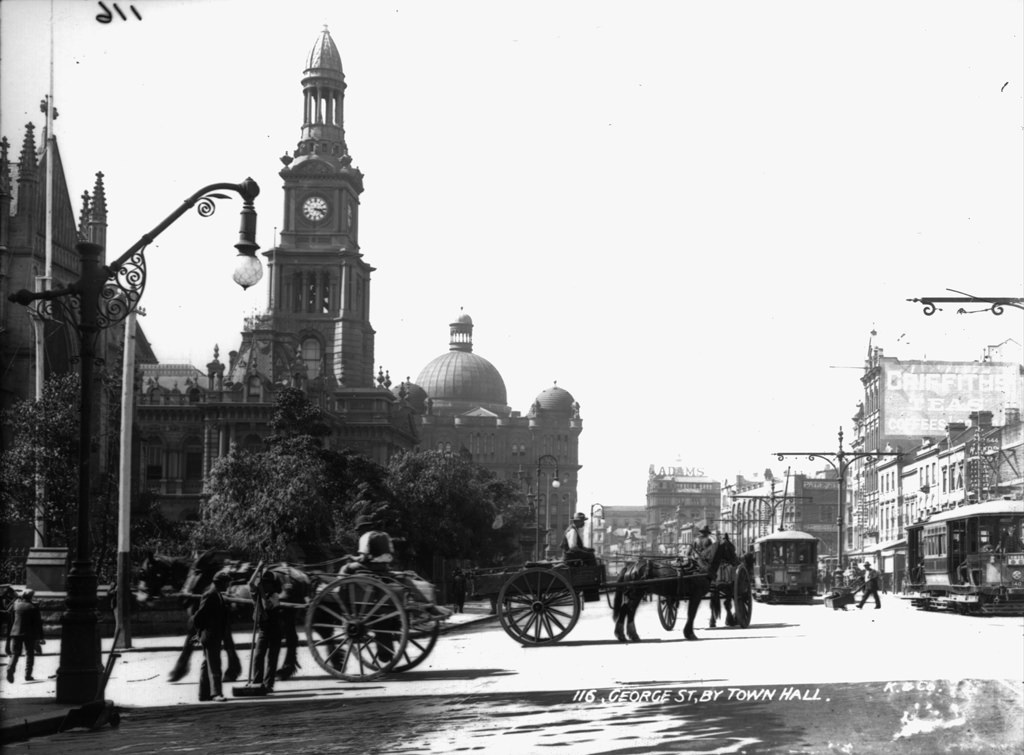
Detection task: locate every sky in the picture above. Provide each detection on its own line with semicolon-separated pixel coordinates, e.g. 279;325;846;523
2;0;1022;512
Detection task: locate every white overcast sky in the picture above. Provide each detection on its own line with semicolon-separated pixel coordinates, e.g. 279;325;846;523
2;0;1022;511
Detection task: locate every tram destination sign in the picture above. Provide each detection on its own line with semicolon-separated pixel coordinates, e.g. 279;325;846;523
882;361;1022;439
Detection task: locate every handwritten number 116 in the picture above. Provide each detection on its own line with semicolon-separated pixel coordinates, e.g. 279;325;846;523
97;2;142;22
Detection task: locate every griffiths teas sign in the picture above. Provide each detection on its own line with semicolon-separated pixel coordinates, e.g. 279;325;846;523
883;361;1022;438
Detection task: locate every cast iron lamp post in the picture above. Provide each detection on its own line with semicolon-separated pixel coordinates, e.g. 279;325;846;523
8;179;261;704
535;454;559;560
774;427;900;570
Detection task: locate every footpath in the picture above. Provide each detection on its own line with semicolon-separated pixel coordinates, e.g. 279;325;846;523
0;600;496;744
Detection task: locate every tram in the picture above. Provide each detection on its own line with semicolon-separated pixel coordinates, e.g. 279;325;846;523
751;529;819;603
902;498;1024;615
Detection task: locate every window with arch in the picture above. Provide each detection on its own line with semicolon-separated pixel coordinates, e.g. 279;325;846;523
302;337;322;377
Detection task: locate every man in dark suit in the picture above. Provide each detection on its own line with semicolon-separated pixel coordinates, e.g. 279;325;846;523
857;562;882;610
7;588;44;682
247;563;285;692
193;570;233;701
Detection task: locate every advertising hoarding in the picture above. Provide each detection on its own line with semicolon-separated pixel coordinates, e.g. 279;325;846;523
883;361;1022;439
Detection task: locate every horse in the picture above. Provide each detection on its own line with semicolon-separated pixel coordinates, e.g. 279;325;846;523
612;539;735;642
166;549;244;683
134;551;193;605
169;550;320;683
707;540;743;628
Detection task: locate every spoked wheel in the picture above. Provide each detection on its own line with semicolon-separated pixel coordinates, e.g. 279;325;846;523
497;567;579;645
733;564;753;628
305;575;409;681
657;596;679;630
391;604;441;672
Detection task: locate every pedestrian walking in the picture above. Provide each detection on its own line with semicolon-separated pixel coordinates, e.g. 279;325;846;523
858;562;882;610
7;588;44;682
451;569;466;613
247;563;285;691
192;570;233;701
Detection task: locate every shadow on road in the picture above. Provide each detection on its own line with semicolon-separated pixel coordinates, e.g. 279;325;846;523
388;668;517;682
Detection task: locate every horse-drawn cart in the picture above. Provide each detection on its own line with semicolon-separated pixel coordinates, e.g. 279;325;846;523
301;569;447;681
655;560;754;632
467;560;605;644
147;551;450;685
466;546;753;645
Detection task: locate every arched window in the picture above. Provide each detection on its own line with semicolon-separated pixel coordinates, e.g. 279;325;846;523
302;337;322;377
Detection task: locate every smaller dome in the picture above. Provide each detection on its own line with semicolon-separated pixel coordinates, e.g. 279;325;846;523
454;311;473;326
535;383;575;412
394;380;428;413
305;26;343;75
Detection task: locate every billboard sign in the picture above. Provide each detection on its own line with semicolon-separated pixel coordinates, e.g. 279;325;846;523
883;361;1022;438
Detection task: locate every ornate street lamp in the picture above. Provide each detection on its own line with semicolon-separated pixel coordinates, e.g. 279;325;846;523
8;179;261;704
535;454;559;560
774;427;900;569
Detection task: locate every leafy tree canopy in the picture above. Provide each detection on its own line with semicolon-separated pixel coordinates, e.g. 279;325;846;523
0;373;80;549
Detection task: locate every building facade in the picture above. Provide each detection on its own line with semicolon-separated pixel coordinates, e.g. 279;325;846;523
394;312;583;559
644;465;721;554
133;28;420;520
0;116;121;549
860;408;1023;590
133;29;583;530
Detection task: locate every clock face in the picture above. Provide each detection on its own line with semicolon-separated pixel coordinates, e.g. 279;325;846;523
302;195;329;222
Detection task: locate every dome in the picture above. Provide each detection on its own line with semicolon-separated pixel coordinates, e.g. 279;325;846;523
417;351;507;407
393;379;428;413
305;26;343;76
534;384;575;412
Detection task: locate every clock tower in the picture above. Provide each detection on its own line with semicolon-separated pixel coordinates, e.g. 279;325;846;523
252;25;375;389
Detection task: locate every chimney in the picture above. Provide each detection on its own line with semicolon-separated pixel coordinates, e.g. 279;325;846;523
969;411;994;430
1005;408;1021;426
945;422;967;435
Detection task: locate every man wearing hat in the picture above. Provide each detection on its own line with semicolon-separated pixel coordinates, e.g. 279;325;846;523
6;588;44;683
342;512;395;575
561;512;597;566
857;561;882;610
689;526;715;572
192;570;233;701
247;562;285;691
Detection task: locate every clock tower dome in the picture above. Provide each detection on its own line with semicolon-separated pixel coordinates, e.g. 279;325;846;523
254;25;375;388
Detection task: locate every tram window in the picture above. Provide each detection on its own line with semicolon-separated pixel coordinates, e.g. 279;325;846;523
997;519;1024;551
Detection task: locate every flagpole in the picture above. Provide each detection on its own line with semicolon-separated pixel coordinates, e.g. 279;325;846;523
34;0;56;548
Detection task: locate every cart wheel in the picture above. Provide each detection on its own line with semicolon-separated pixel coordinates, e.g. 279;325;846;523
733;564;753;628
657;596;679;630
391;604;441;672
305;575;409;681
497;567;579;645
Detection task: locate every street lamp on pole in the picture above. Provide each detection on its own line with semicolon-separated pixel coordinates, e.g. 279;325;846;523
774;427;900;569
8;178;261;704
535;454;559;560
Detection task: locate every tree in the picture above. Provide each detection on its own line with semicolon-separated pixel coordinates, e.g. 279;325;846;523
0;373;80;549
383;450;527;572
193;389;388;561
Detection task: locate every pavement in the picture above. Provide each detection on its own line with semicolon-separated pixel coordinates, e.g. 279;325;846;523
0;600;496;744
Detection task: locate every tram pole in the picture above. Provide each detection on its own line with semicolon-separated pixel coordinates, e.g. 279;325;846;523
774;427;900;568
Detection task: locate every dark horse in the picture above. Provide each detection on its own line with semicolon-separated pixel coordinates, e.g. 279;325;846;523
134;551;192;603
168;550;318;684
612;539;738;642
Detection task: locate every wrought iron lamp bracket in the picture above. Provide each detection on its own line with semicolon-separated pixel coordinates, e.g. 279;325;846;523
908;296;1024;316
